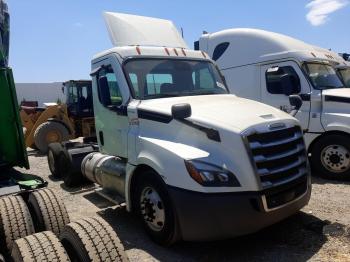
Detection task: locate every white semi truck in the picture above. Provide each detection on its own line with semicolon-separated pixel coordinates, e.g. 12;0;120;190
50;13;311;245
196;28;350;180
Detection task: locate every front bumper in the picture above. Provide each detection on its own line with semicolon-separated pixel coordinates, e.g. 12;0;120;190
168;175;311;241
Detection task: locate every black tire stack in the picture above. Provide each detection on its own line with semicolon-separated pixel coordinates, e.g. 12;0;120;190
0;189;128;261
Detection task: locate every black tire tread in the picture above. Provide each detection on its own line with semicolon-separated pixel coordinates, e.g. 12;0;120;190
28;188;70;235
34;121;69;153
60;217;128;262
11;231;70;262
0;195;35;254
47;143;64;178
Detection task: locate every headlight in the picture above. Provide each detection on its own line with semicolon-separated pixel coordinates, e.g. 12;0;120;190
185;160;240;187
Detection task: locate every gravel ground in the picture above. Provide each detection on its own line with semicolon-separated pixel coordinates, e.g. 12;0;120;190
15;149;350;262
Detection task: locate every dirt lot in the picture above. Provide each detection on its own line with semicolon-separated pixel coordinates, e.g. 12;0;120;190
16;150;350;262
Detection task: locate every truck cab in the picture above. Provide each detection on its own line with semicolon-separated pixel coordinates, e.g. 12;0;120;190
56;14;311;245
336;62;350;88
197;28;350;180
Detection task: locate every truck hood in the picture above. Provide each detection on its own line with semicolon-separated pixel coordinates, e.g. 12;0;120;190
323;88;350;101
322;88;350;114
137;94;295;133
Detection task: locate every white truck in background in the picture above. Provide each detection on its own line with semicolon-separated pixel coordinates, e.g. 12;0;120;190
196;28;350;180
49;13;311;245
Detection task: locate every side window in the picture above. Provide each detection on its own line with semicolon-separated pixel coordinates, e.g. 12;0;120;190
192;68;215;89
68;86;78;104
266;66;301;94
146;74;173;95
212;42;230;61
97;65;123;106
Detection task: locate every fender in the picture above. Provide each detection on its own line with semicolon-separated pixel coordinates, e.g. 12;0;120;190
322;113;350;134
124;136;210;211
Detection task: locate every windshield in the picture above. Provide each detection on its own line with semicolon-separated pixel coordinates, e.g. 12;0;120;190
124;59;228;100
337;68;350;88
302;63;344;90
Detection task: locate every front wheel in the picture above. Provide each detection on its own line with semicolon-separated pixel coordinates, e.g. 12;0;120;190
310;134;350;180
134;171;178;246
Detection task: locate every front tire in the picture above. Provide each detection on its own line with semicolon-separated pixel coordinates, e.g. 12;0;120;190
134;171;178;245
310;134;350;180
34;121;70;154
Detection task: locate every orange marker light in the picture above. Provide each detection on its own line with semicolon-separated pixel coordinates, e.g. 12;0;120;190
181;48;187;56
201;51;207;58
136;46;141;55
164;47;170;56
173;48;179;56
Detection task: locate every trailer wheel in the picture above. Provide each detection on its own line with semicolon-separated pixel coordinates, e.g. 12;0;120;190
60;217;128;262
47;143;65;178
34;121;70;154
134;171;178;245
11;231;70;262
310;134;350;180
0;196;35;255
27;188;70;236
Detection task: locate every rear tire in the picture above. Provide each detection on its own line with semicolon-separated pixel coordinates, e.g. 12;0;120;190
11;231;70;262
310;134;350;180
60;217;128;262
134;171;178;246
47;143;65;178
34;121;70;154
0;196;35;255
27;188;70;235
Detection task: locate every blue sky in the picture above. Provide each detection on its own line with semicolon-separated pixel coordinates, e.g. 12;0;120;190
7;0;349;83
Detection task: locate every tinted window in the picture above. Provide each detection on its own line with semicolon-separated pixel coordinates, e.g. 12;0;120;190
212;42;230;61
303;63;344;90
124;59;227;100
266;66;301;94
146;74;173;95
97;65;123;106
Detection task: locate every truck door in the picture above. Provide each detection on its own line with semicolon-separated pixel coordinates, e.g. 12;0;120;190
260;61;311;131
92;57;130;158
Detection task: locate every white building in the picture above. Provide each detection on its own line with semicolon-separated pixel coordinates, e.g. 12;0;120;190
15;82;65;106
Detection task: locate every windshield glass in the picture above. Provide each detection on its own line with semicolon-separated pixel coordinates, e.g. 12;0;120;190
338;68;350;88
124;59;228;100
302;63;344;90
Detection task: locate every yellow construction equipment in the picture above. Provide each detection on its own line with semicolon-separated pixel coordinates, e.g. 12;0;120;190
20;80;95;153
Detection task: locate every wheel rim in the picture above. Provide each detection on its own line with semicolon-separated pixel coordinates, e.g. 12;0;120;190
48;150;55;173
140;186;165;232
321;144;350;173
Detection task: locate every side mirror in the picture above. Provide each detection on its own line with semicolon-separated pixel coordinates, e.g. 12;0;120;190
98;76;111;106
172;103;192;120
289;95;303;117
280;74;298;96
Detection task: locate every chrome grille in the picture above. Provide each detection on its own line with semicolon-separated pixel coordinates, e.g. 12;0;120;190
246;126;308;188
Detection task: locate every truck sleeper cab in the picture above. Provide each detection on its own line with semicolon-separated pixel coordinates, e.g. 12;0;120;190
57;13;311;245
197;28;350;180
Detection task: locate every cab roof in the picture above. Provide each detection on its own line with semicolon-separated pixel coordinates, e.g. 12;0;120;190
199;28;342;68
93;12;209;62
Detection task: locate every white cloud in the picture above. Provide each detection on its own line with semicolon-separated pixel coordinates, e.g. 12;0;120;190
306;0;349;26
